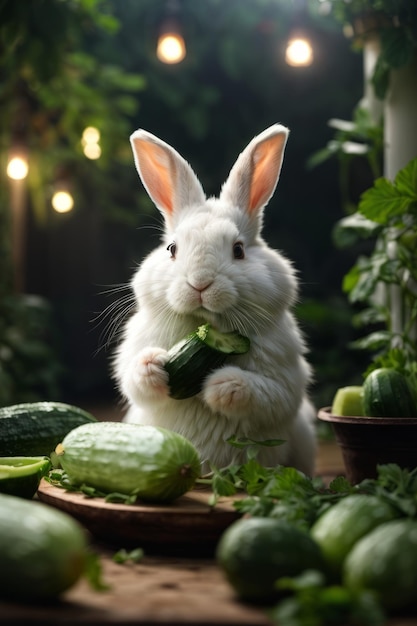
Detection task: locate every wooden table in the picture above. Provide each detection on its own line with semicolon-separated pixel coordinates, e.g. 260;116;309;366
0;439;414;625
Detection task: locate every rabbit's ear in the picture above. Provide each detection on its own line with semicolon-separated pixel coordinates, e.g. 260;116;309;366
130;130;205;228
220;124;289;219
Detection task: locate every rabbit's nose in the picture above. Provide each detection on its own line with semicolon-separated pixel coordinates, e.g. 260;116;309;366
188;279;213;293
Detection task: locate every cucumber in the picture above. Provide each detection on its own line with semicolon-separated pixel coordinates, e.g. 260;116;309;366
57;421;201;503
0;456;51;499
344;518;417;610
0;401;97;457
331;386;364;416
362;368;416;418
216;517;326;603
0;492;88;601
310;494;398;578
164;323;250;399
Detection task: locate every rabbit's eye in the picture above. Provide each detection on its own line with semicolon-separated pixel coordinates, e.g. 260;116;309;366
233;241;245;260
167;242;177;259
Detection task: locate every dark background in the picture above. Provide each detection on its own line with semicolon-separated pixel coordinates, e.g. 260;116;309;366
1;0;373;411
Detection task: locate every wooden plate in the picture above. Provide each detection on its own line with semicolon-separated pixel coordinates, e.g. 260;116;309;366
37;479;241;554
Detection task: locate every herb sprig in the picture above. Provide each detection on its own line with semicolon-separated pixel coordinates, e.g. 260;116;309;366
46;469;138;504
205;437;417;531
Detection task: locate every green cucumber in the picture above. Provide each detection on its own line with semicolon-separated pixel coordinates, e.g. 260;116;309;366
164;323;250;400
362;368;416;418
216;517;326;603
57;421;201;503
0;456;51;499
0;401;97;457
331;386;364;416
0;492;88;601
344;518;417;610
310;494;398;577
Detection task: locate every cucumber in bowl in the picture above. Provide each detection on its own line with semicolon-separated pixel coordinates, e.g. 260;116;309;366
362;368;417;418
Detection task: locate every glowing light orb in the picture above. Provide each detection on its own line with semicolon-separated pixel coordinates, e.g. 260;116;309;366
285;37;313;67
82;126;100;145
157;33;186;64
52;190;74;213
83;143;102;160
7;156;28;180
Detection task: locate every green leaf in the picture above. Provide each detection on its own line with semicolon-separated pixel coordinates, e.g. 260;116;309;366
328;475;354;494
352;305;387;328
239;458;272;495
380;27;415;70
226;435;285;449
270;572;386;626
343;255;383;303
395;157;417;199
306;145;339;169
105;491;137;504
211;472;237;498
84;550;110;592
349;330;393;352
113;547;144;564
332;213;380;248
359;177;411;223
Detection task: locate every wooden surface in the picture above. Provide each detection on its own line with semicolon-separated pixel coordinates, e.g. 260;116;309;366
1;434;414;625
37;480;240;553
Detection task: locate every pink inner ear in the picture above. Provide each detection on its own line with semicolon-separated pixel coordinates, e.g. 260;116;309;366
249;136;283;213
136;140;174;214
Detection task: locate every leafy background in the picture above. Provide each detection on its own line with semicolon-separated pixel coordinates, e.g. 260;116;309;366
0;0;374;411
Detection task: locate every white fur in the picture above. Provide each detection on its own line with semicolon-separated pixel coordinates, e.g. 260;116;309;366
113;125;316;475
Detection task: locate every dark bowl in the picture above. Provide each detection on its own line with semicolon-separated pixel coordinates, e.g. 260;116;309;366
317;407;417;484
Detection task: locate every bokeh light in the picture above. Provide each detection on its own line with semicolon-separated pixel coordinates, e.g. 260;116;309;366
285;37;314;67
156;33;186;64
7;156;29;180
52;190;74;213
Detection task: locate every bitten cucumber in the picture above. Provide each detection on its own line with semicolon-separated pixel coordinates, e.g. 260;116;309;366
164;323;250;399
56;421;201;502
0;456;51;499
0;492;88;601
0;401;97;457
331;386;364;416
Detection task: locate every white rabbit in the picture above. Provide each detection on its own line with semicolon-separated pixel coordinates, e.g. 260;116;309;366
113;124;317;476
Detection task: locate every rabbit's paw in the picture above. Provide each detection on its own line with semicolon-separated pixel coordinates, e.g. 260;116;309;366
203;366;251;414
132;347;169;397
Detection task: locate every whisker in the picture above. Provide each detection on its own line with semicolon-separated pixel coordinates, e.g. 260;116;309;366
91;286;136;355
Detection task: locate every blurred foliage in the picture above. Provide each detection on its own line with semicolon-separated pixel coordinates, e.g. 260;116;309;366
0;0;369;406
0;294;63;406
0;0;145;224
0;0;145;406
326;0;417;97
308;106;384;215
341;157;417;380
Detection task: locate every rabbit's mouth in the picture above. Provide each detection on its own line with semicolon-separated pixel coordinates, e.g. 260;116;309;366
168;277;236;317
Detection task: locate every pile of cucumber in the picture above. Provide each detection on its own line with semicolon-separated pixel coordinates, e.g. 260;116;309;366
0;400;203;603
332;367;417;418
0;322;249;602
0;401;99;602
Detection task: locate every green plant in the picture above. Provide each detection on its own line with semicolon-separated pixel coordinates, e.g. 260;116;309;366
0;295;64;406
0;0;145;404
307;106;383;214
325;0;417;98
338;157;417;385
